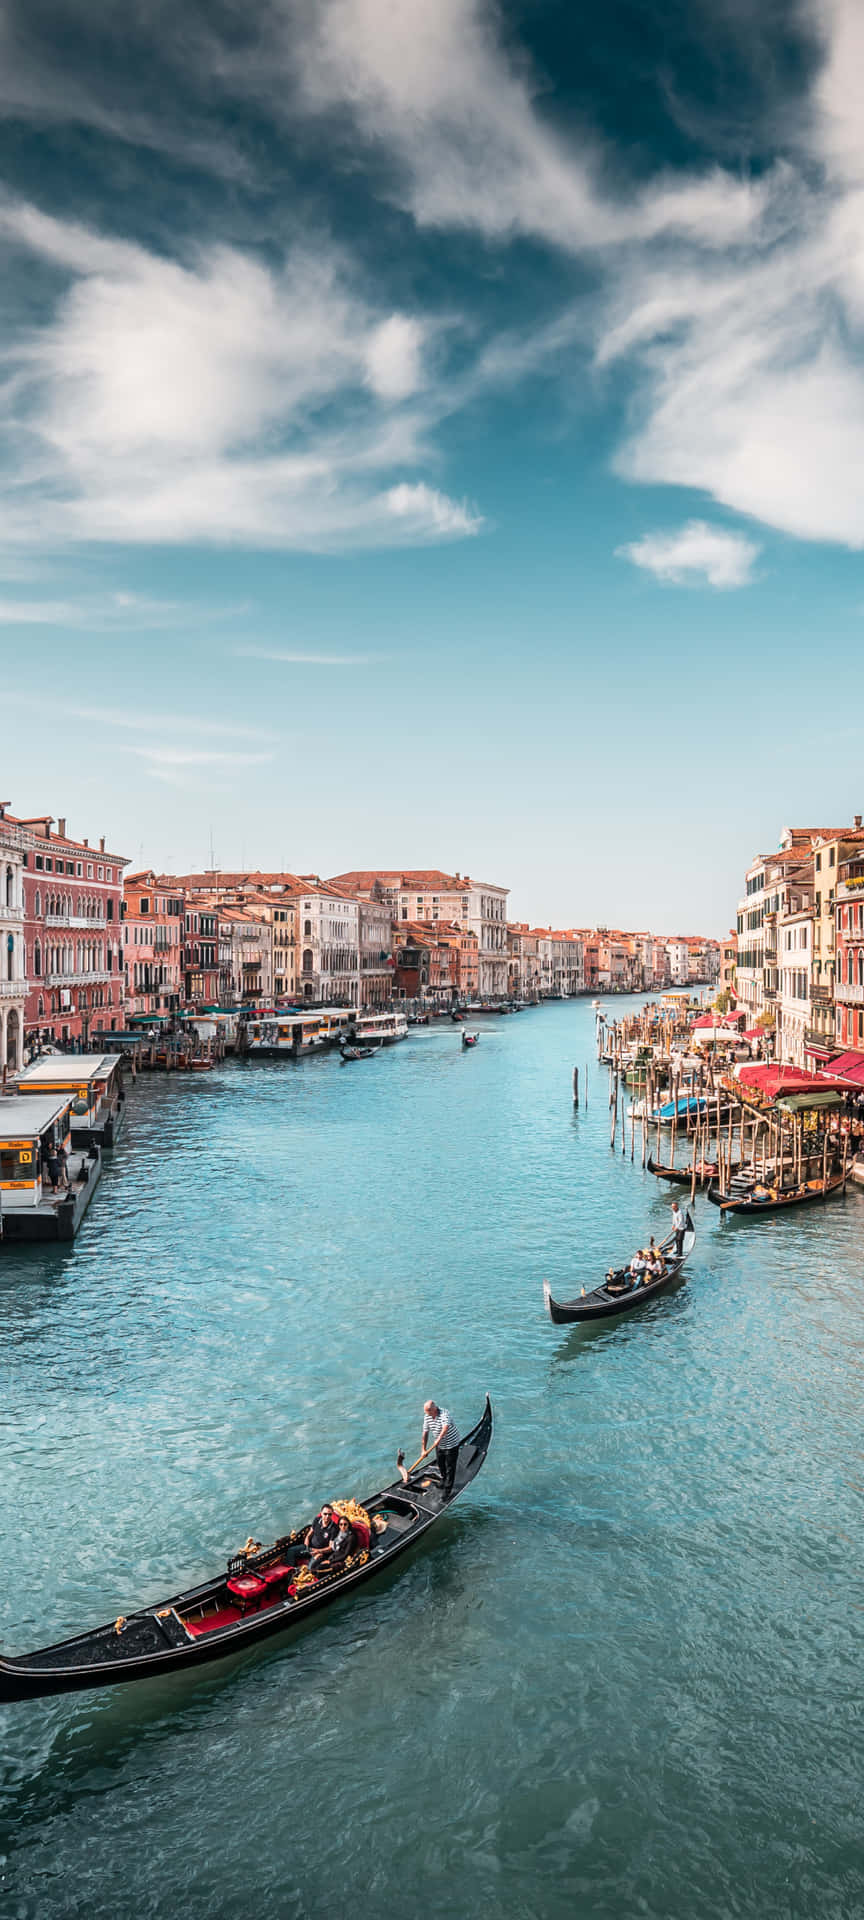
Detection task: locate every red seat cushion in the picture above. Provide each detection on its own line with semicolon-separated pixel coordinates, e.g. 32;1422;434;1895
259;1561;293;1585
227;1573;267;1599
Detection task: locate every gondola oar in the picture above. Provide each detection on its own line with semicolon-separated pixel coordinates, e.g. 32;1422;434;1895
396;1444;435;1484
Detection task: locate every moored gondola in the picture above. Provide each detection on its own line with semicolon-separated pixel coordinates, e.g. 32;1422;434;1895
647;1154;739;1185
543;1214;695;1324
707;1172;846;1213
0;1399;492;1702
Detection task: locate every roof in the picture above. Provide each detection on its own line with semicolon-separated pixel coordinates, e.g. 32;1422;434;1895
328;869;463;892
16;1054;120;1086
0;1095;71;1137
1;809;128;865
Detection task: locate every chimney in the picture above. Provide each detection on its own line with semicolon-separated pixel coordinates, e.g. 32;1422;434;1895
83;838;88;848
99;836;105;853
855;815;862;830
58;817;66;839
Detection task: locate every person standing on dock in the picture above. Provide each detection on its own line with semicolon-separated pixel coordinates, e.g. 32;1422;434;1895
421;1400;461;1495
670;1202;685;1257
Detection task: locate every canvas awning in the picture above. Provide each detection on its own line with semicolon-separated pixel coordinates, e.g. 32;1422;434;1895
775;1090;843;1113
820;1049;864;1086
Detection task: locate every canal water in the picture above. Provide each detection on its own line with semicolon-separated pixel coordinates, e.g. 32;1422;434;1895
1;999;861;1919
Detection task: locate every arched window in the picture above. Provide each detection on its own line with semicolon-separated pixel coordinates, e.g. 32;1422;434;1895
858;951;864;990
304;919;312;937
37;995;44;1017
303;948;313;971
34;941;41;977
5;865;12;907
35;889;41;917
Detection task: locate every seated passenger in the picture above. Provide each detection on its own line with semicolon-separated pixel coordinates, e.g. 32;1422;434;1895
629;1250;647;1281
304;1504;339;1561
316;1512;356;1573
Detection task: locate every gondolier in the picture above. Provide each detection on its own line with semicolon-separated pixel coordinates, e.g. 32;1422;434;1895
421;1399;461;1495
670;1201;685;1256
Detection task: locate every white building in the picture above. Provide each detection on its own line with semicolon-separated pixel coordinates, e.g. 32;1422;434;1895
777;908;812;1068
462;879;509;998
294;883;360;1005
0;809;26;1074
665;940;690;985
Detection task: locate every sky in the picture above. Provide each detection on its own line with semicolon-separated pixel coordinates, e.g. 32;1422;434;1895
1;0;864;932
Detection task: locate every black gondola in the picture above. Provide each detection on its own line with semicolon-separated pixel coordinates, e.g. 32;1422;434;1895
462;1032;479;1048
340;1045;377;1061
707;1173;846;1213
543;1214;695;1324
647;1154;740;1185
0;1399;492;1703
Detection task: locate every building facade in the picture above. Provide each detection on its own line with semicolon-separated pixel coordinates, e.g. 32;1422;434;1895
834;841;864;1051
16;814;126;1047
123;872;184;1020
776;908;813;1067
0;805;27;1074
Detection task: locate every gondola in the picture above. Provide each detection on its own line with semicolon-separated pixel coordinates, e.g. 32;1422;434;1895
0;1398;493;1703
707;1173;847;1214
543;1214;695;1324
647;1154;739;1185
340;1044;377;1061
462;1032;479;1048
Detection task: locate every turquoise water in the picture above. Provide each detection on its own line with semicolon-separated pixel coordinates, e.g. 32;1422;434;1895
1;998;862;1919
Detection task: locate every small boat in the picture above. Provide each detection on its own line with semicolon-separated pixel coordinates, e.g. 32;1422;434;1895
707;1173;847;1214
0;1400;493;1701
450;1010;464;1023
462;1032;479;1048
340;1045;378;1061
543;1213;695;1323
647;1154;740;1186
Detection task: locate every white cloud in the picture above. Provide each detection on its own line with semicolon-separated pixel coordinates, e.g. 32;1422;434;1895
0;590;243;627
385;481;482;537
4;690;275;739
296;0;765;253
618;521;761;589
133;748;273;765
0;201;476;554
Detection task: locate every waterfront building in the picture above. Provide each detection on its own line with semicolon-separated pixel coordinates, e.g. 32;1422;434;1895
0;803;27;1075
805;821;864;1062
720;930;738;1003
734;829;832;1030
330;869;509;1000
506;923;540;1000
122;872;183;1021
357;898;393;1007
776;904;813;1068
182;903;223;1005
220;906;273;1005
12;811;127;1049
292;881;360;1006
834;836;864;1051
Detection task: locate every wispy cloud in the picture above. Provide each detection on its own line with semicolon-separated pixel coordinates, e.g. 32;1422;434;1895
133;745;275;789
0;590;246;628
4;690;276;741
233;646;379;666
617;521;761;589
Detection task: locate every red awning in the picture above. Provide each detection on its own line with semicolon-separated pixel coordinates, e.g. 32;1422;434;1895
819;1049;864;1086
736;1062;860;1098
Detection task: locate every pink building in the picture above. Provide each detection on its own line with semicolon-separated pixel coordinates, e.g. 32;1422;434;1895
12;812;127;1049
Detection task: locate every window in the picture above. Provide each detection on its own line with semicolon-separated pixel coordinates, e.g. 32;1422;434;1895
106;898;113;920
35;855;43;870
34;889;41;917
816;852;821;871
830;848;835;866
76;862;82;876
97;866;104;880
87;863;93;878
140;898;150;915
44;857;52;872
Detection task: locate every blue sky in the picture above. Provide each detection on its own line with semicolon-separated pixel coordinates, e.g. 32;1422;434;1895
1;0;863;930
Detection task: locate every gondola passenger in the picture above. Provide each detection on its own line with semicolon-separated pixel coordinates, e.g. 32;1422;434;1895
316;1512;356;1573
304;1504;339;1562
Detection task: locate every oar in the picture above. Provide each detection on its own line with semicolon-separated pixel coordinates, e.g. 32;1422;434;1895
396;1445;435;1483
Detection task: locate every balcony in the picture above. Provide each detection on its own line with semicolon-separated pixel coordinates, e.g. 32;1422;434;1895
0;978;25;999
46;969;113;988
835;980;864;1005
45;913;106;929
0;902;24;924
811;983;832;1005
762;985;777;1000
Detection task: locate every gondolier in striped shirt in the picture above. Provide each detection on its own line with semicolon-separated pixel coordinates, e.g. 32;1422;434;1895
421;1400;461;1496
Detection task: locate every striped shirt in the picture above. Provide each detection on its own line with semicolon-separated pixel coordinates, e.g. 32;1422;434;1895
424;1408;461;1452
